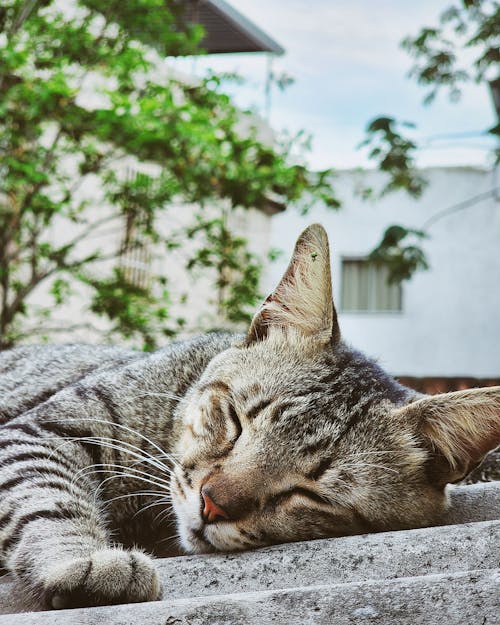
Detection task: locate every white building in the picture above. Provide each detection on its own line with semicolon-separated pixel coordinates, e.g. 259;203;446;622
267;166;500;380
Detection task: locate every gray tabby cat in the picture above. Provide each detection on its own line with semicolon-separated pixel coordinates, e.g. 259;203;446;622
0;224;499;610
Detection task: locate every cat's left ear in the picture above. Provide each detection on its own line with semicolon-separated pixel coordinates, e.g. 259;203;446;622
395;386;500;484
246;223;340;345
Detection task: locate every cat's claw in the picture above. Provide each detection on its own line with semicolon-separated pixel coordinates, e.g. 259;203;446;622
43;548;161;609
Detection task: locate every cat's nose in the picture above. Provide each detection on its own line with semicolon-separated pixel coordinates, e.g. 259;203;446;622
201;476;258;522
201;485;230;523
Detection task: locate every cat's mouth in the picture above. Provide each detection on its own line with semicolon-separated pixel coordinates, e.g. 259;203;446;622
184;519;251;553
186;521;238;553
188;526;216;552
171;468;253;553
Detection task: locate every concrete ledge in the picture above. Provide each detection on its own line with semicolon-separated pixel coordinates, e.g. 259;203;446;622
445;481;500;524
0;482;498;619
1;569;498;625
0;519;497;614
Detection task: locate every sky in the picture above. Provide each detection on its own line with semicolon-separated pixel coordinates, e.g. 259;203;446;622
173;0;498;171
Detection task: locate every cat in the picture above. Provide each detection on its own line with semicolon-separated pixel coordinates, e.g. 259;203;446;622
0;224;498;610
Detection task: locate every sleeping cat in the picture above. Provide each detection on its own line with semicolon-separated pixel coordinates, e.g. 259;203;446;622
0;224;498;610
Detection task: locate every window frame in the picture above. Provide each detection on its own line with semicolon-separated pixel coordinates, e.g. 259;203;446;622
339;256;403;314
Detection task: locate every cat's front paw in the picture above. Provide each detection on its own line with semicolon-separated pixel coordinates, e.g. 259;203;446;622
43;548;161;609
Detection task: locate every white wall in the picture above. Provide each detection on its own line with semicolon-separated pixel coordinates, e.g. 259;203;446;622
149;202;272;334
266;167;500;377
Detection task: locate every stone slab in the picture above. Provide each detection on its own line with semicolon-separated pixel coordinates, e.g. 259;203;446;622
445;481;500;524
0;482;498;616
0;569;498;625
0;519;498;615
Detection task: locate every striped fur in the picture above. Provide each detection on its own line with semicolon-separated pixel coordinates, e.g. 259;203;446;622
1;225;498;609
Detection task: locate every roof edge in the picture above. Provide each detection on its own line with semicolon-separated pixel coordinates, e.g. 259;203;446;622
203;0;285;55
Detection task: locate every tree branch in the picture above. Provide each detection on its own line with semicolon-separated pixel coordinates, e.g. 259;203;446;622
11;322;102;341
421;188;499;230
62;213;123;250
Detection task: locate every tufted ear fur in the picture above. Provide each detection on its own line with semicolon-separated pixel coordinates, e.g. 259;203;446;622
246;224;340;345
395;386;500;484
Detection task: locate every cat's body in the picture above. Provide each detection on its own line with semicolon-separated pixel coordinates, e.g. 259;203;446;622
0;336;233;557
0;225;499;610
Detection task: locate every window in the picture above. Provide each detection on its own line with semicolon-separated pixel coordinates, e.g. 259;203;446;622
118;171;153;290
341;258;402;312
119;220;152;290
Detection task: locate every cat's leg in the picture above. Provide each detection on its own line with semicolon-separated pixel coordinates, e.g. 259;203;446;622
0;419;161;609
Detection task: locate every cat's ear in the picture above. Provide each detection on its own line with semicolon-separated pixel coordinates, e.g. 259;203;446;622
395;387;500;484
246;223;340;345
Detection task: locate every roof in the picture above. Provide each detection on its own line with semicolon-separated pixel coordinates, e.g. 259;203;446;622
184;0;285;55
397;376;500;394
489;78;500;123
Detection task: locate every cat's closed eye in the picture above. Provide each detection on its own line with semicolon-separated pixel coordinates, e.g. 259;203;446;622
226;403;242;442
266;487;333;510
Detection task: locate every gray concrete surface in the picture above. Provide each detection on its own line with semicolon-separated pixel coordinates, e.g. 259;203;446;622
0;519;497;615
0;482;498;622
445;481;500;524
0;569;498;625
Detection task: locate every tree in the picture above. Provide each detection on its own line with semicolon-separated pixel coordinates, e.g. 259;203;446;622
0;0;338;350
360;0;499;282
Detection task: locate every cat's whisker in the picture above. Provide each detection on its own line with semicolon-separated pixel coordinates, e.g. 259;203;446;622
76;466;173;494
129;451;183;468
49;433;181;470
122;391;186;404
47;416;182;471
71;463;172;499
62;434;176;476
50;433;177;478
134;497;172;519
73;462;173;488
136;496;171;510
158;532;182;546
339;461;399;474
95;471;172;500
128;454;181;473
154;506;178;526
91;419;182;469
105;490;169;505
156;451;183;460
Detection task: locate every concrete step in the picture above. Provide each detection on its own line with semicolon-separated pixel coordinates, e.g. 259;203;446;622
1;569;498;625
0;482;498;619
445;481;500;524
0;518;497;615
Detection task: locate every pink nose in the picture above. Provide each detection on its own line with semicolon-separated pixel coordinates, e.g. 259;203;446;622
201;487;230;523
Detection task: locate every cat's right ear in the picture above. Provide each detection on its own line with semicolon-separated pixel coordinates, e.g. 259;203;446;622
245;224;341;345
395;386;500;484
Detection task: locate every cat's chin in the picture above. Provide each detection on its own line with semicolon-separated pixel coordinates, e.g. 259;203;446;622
178;522;252;554
183;526;216;554
180;526;231;554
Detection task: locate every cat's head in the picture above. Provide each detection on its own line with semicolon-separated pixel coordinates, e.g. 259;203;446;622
171;224;500;554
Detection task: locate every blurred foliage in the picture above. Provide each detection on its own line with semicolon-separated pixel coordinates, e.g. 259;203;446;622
369;226;429;284
362;0;499;283
401;0;499;104
81;268;178;352
185;213;262;324
358;117;428;198
0;0;338;350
